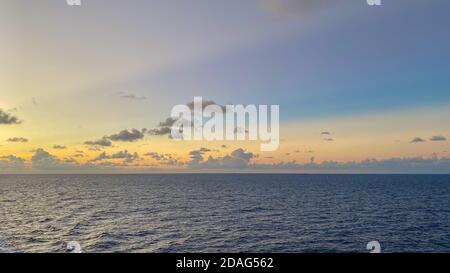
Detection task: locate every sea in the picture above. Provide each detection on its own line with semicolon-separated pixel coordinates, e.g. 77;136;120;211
0;174;449;253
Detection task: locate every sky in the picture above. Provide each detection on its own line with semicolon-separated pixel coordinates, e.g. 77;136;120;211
0;0;449;173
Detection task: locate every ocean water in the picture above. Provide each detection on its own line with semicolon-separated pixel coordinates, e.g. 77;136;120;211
0;174;449;253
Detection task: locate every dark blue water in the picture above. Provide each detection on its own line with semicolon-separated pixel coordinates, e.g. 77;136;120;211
1;174;449;253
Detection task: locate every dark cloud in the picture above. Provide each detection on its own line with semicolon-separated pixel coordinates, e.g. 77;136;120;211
148;127;172;136
0;109;21;124
430;136;447;142
145;152;165;161
230;148;254;161
321;132;331;135
145;152;171;161
7;137;28;143
147;118;177;136
411;137;426;143
323;138;334;142
159;117;177;127
189;150;206;163
144;152;180;166
53;145;67;150
91;150;140;163
150;99;225;137
84;137;112;147
149;117;189;138
111;150;140;163
189;148;254;169
84;128;146;149
108;129;145;142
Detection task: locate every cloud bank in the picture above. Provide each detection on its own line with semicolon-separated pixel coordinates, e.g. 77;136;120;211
1;148;450;174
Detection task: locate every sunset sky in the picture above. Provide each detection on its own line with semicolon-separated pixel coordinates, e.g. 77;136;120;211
1;0;449;173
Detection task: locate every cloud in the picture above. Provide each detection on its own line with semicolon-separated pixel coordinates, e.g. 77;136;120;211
91;150;140;164
296;154;450;174
150;99;226;137
430;136;447;142
31;148;84;170
2;149;152;172
110;150;139;162
189;150;206;164
118;92;146;100
84;128;146;149
230;148;254;161
84;137;112;147
148;126;172;136
186;99;226;112
411;137;426;143
199;147;211;153
53;145;67;150
0;109;21;125
145;152;170;161
188;148;450;173
31;148;60;168
323;138;334;142
148;117;180;136
144;152;180;166
108;129;145;142
4;147;450;173
321;131;331;135
145;152;165;161
189;148;255;169
7;137;28;143
0;155;25;170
